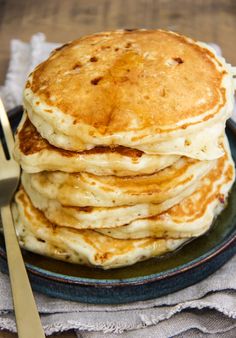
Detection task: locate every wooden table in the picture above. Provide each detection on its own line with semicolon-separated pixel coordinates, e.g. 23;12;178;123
0;0;235;337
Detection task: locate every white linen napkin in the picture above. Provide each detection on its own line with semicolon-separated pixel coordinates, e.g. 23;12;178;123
0;33;236;338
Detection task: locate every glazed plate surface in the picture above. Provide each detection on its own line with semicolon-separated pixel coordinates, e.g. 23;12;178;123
0;106;236;304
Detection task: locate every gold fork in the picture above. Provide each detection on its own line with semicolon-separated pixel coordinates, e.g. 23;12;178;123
0;99;45;338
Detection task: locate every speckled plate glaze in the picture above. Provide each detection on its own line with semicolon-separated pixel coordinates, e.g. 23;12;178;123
0;106;236;304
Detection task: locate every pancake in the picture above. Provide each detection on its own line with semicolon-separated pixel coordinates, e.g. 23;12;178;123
21;157;214;207
98;137;235;239
24;29;234;159
14;114;179;175
21;178;198;229
13;188;187;269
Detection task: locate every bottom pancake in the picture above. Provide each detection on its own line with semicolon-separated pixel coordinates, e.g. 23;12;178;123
13;188;187;269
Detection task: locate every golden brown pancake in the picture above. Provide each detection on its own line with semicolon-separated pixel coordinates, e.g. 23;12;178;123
21;135;234;232
24;29;234;158
98;136;235;239
13;187;187;269
21;178;198;229
14;114;179;175
21;156;214;207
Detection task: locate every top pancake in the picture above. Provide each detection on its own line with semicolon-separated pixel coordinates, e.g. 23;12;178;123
24;29;234;158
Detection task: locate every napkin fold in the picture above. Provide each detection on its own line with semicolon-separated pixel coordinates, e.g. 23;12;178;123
0;33;236;338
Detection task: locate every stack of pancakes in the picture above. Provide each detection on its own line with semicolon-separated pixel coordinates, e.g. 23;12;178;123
12;30;235;269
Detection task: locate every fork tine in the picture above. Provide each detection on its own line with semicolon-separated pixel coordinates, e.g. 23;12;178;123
0;99;15;157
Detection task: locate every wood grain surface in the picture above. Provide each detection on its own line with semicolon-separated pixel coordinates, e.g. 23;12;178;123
0;0;235;337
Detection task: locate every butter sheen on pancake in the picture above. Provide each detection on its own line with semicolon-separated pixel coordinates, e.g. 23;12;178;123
24;30;235;159
21;157;214;207
13;188;187;269
14;114;179;175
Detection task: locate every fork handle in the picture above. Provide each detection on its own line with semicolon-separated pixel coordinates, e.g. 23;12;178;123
1;205;45;338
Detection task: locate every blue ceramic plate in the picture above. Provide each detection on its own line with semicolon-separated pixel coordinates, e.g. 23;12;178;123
0;106;236;304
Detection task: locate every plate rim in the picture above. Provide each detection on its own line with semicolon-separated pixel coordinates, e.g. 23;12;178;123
1;225;236;286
